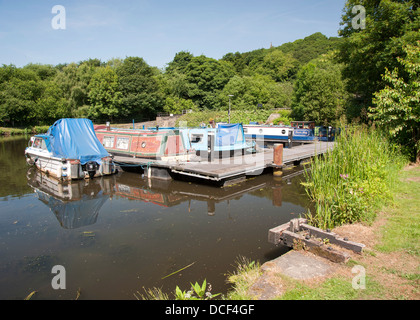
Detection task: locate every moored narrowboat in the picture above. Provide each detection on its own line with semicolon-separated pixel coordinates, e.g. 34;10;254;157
94;126;190;160
179;123;254;158
95;123;254;161
243;123;293;147
291;121;316;143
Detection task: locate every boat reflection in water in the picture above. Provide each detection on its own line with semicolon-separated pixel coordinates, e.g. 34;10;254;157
24;165;306;299
27;167;287;228
27;168;114;229
114;171;285;215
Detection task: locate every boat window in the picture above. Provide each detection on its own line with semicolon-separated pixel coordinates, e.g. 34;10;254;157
33;138;41;148
116;137;129;150
103;136;114;148
281;129;286;134
40;139;48;150
191;134;203;143
33;138;47;150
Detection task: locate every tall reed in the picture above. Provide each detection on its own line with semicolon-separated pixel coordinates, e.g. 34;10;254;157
303;125;407;229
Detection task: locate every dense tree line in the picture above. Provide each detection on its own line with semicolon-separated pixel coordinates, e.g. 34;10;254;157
0;32;341;126
0;0;418;159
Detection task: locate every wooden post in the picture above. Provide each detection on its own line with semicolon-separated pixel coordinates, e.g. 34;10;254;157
273;144;283;176
273;144;283;165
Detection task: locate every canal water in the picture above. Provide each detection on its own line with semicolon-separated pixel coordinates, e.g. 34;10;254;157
0;136;311;300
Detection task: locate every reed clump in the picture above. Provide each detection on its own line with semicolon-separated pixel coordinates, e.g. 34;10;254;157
303;125;407;229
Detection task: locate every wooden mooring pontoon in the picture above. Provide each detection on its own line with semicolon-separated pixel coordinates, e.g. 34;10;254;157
113;141;334;185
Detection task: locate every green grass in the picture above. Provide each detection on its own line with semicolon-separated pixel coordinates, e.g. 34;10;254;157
223;164;419;300
225;256;262;300
302;125;408;229
0;125;50;136
376;166;420;256
278;276;384;300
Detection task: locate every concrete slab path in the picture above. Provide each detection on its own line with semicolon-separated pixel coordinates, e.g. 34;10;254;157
248;250;336;299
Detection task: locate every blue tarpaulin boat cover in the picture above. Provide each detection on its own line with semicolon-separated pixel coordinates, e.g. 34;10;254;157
216;123;243;146
46;118;110;164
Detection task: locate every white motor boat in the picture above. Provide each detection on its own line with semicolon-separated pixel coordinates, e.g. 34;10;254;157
25;118;116;181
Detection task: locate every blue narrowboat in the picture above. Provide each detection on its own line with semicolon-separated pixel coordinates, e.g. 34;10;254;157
291;121;316;143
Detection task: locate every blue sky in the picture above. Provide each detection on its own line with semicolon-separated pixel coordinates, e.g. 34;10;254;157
0;0;346;69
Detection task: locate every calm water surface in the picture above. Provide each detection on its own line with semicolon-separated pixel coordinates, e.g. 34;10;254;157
0;136;310;299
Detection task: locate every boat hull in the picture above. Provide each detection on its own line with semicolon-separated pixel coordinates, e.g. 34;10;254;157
25;147;116;181
292;128;316;142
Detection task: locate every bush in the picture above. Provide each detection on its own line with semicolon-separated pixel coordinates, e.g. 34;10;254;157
31;125;50;134
175;109;289;127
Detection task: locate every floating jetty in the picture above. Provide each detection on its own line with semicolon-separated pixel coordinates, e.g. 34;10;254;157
112;141;334;186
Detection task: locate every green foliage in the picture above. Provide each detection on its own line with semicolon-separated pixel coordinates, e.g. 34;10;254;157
0;65;48;126
220;74;293;110
87;66;122;121
116;57;164;120
376;166;420;255
175;109;279;127
280;32;342;69
222;32;341;78
303;125;407;229
252;50;296;81
291;52;347;125
338;0;420;119
31;125;50;134
0;32;343;128
174;279;221;300
141;279;220;300
226;256;262;300
371;42;420;161
272;110;293;125
54;61;99;118
166;51;194;74
163;96;197;114
183;55;236;109
36;81;71;122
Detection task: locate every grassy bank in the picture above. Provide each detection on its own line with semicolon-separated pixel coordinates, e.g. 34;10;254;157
302;125;408;229
227;164;419;300
0;126;50;136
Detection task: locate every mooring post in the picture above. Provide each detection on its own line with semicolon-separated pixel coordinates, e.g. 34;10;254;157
288;131;293;148
273;143;283;177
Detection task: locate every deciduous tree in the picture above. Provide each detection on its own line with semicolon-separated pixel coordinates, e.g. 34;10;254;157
88;66;122;121
371;42;420;161
338;0;419;120
291;53;347;125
